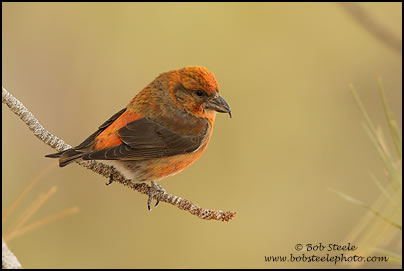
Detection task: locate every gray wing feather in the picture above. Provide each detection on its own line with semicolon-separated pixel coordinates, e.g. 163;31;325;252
81;117;208;161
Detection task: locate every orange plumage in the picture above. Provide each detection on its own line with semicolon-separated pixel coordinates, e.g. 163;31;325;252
46;66;231;209
93;110;143;150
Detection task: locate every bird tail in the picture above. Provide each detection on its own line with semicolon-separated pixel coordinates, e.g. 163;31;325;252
45;149;84;167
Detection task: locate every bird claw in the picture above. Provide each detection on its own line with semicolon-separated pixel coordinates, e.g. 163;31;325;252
147;194;153;211
147;181;166;211
106;173;114;186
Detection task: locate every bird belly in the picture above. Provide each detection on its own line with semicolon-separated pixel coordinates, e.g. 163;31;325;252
107;144;208;184
144;150;205;180
107;160;149;183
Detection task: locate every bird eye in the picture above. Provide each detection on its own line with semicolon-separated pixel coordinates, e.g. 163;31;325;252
196;90;204;97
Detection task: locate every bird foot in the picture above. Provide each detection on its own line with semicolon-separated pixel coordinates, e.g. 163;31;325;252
147;181;166;211
106;173;114;185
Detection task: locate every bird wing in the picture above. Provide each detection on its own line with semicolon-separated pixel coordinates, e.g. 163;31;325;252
81;116;209;161
45;107;127;160
75;107;128;150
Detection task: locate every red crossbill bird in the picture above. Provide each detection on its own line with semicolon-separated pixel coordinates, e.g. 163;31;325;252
46;66;231;209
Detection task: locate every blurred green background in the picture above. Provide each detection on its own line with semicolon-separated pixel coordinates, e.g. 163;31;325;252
2;2;402;268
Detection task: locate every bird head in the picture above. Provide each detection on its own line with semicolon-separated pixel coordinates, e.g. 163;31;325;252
167;66;231;120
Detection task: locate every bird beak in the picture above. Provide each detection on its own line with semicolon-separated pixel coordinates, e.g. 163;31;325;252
205;95;232;118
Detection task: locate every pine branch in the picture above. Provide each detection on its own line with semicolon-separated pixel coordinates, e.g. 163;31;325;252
2;238;22;269
2;87;236;222
339;2;402;54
